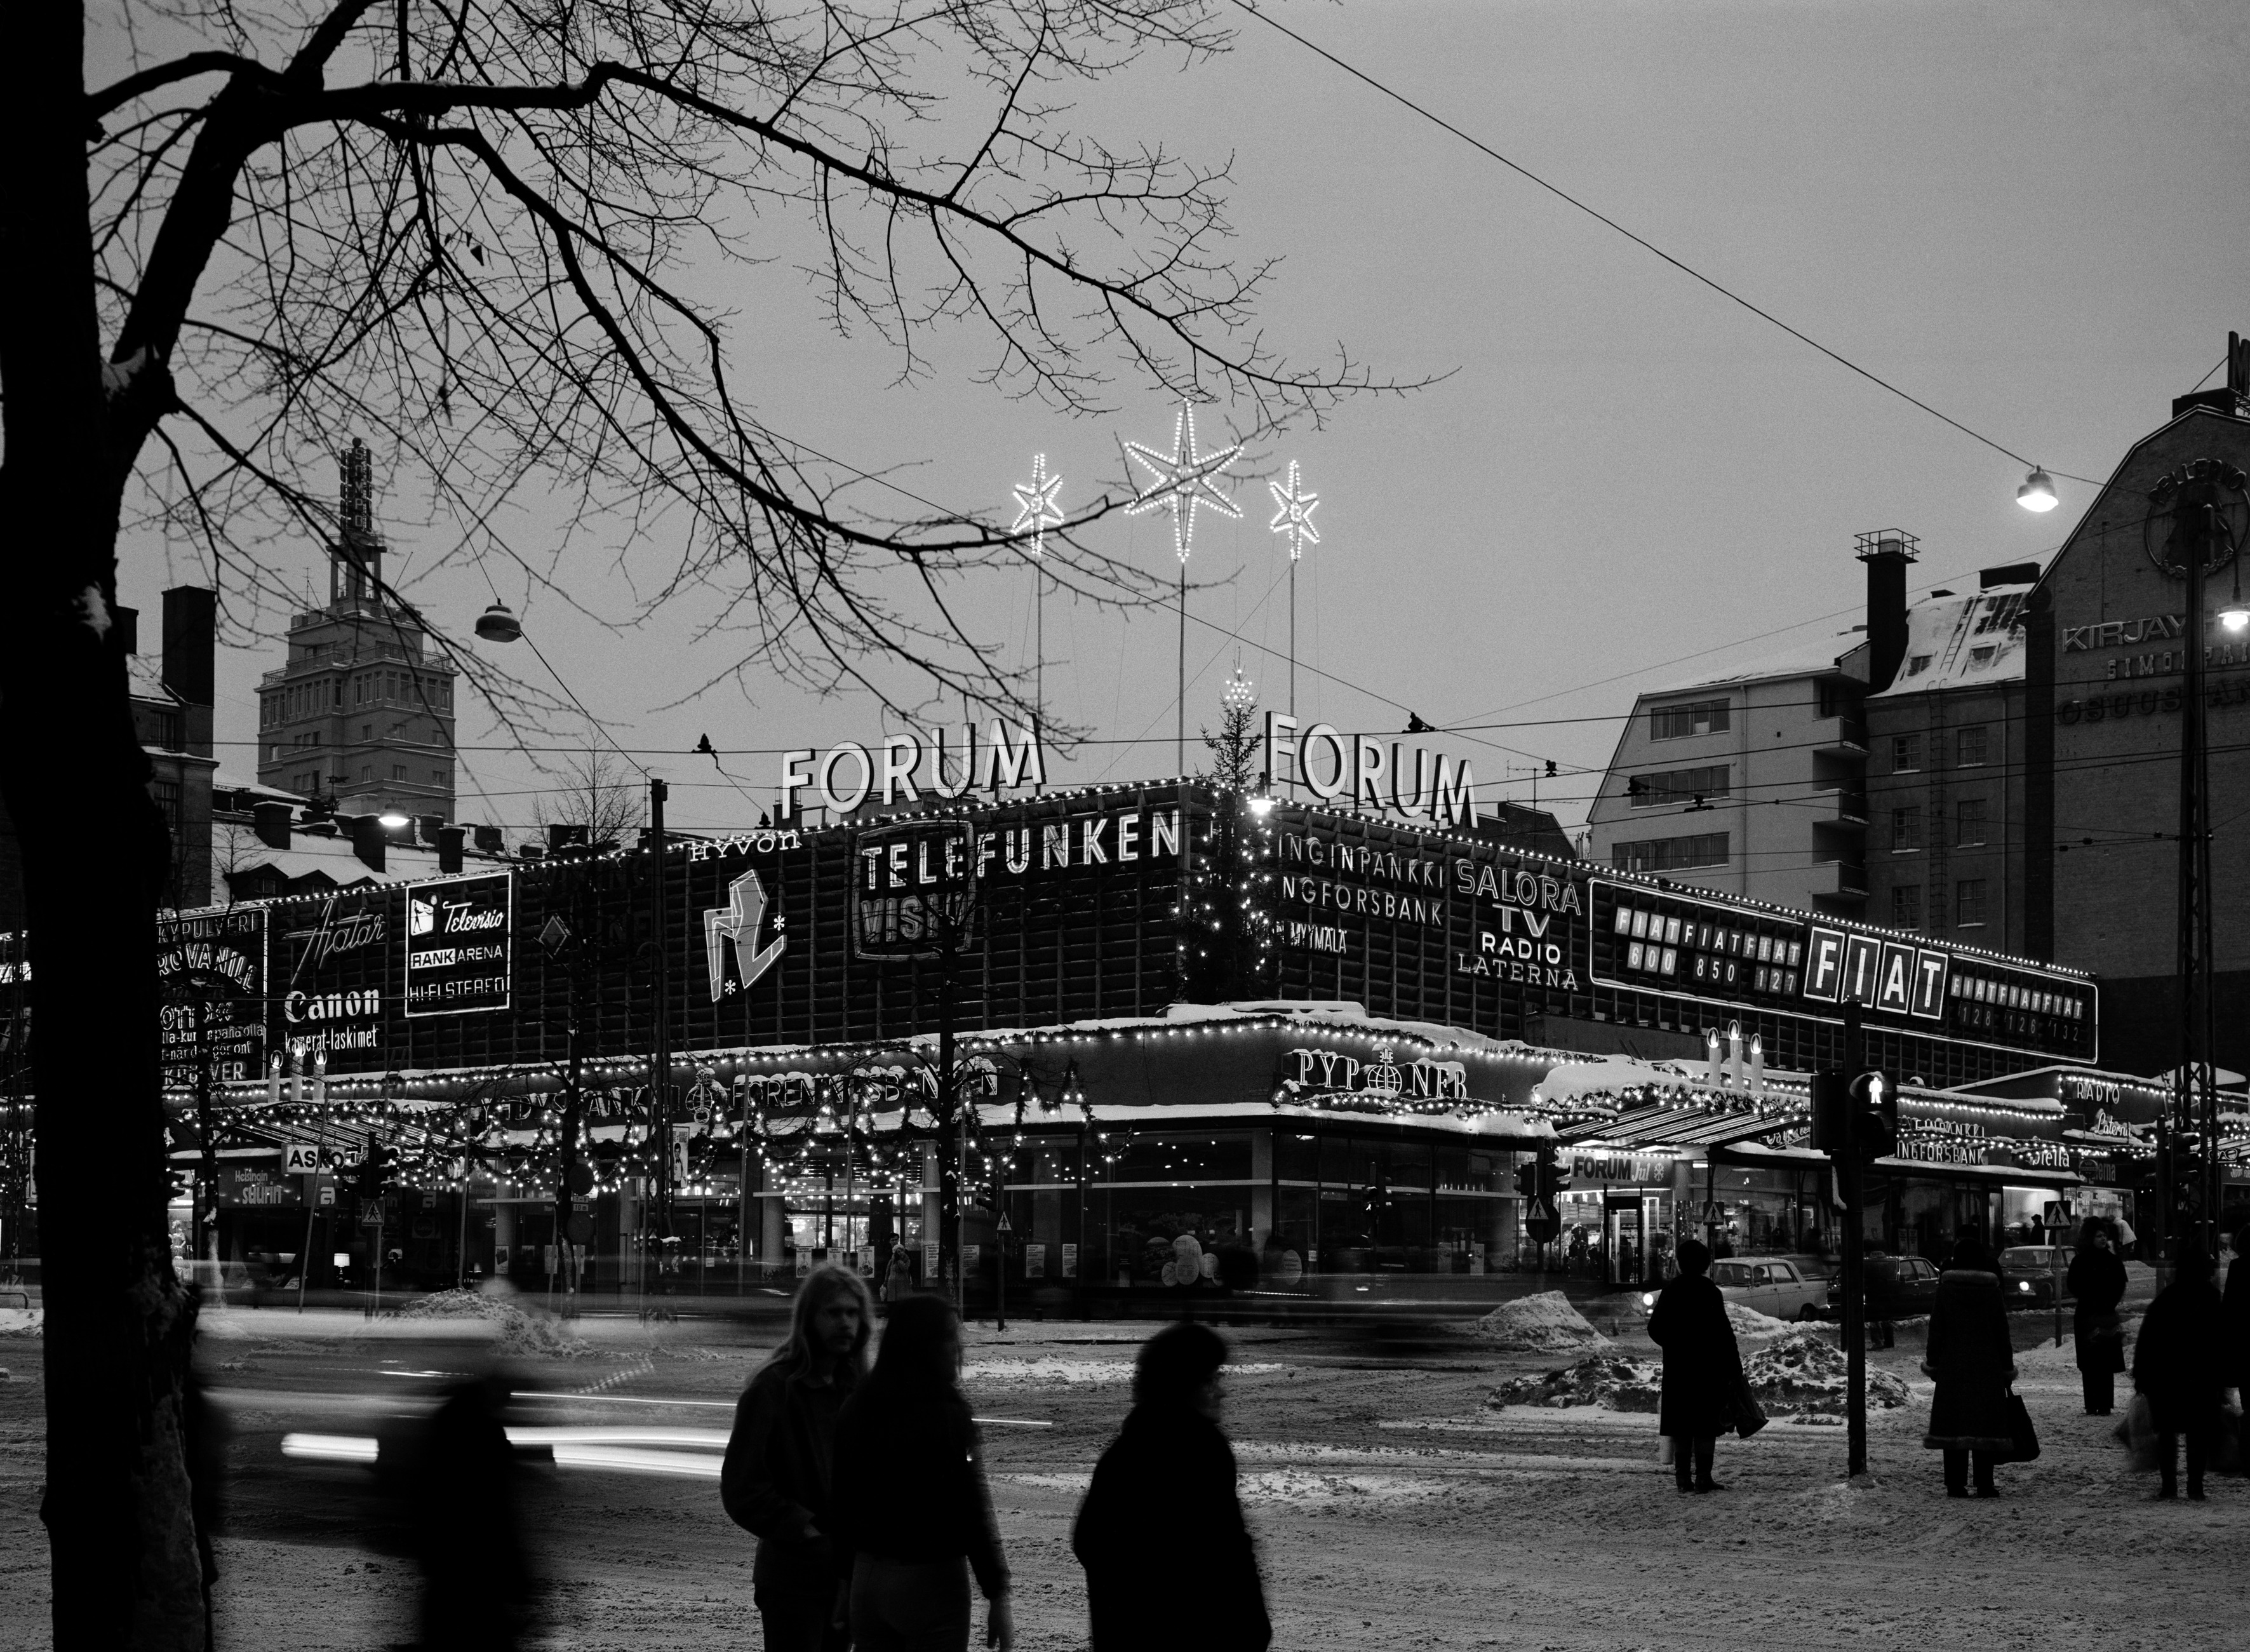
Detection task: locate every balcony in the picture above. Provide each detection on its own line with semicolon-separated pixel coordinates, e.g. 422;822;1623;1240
1811;711;1867;756
1810;784;1868;826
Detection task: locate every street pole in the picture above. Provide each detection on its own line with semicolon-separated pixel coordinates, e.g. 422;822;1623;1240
649;776;672;1301
1177;562;1187;776
1840;1002;1869;1482
996;1199;1010;1332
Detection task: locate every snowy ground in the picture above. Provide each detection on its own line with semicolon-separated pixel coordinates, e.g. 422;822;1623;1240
0;1304;2238;1650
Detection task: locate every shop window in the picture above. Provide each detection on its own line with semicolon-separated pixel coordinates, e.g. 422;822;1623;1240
1957;725;1988;767
1955;798;1987;846
1891;884;1922;929
1891;734;1922;772
1649;698;1729;740
1889;805;1922;852
1956;878;1988;927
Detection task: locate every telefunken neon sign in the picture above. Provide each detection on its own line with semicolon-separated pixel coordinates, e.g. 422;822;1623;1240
1261;713;1477;828
780;722;1046;819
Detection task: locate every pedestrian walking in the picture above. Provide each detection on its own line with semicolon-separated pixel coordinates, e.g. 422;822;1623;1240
2067;1219;2129;1415
408;1367;535;1651
1073;1322;1271;1652
1647;1237;1745;1494
886;1245;916;1306
2133;1241;2226;1501
831;1293;1013;1652
722;1263;873;1652
1922;1233;2017;1498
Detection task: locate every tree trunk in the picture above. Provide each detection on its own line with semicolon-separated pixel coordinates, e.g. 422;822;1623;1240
1;4;208;1645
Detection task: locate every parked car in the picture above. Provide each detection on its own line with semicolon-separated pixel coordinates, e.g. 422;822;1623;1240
1997;1245;2075;1308
1823;1252;1942;1319
1709;1256;1828;1322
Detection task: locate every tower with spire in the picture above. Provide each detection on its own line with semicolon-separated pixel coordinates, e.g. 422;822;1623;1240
256;440;459;821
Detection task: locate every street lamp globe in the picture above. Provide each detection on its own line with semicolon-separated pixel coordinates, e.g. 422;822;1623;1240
378;810;411;829
475;601;523;643
2016;468;2059;513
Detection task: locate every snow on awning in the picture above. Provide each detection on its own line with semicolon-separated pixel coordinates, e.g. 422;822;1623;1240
1560;1103;1788;1151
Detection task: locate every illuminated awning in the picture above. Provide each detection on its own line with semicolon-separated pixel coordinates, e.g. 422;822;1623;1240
1560;1104;1789;1151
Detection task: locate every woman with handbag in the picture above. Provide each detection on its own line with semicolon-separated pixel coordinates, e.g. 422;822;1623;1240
1923;1233;2018;1498
2133;1241;2226;1501
2067;1220;2129;1415
1648;1237;1746;1494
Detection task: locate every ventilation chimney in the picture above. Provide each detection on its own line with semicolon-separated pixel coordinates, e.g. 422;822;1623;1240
2173;388;2235;419
472;824;504;854
349;813;387;873
1855;530;1920;694
252;801;292;850
160;588;217;706
438;826;465;875
112;605;139;658
1979;563;2040;589
417;814;444;847
547;822;588;856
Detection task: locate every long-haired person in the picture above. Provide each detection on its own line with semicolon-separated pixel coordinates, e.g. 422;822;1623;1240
831;1293;1013;1652
722;1264;874;1652
1074;1321;1270;1652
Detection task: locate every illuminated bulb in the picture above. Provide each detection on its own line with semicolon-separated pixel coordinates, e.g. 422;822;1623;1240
2016;468;2058;513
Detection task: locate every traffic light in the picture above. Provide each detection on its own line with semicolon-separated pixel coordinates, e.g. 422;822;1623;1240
354;1138;391;1201
1537;1145;1572;1203
1810;1070;1896;1160
1851;1071;1898;1160
1514;1158;1540;1200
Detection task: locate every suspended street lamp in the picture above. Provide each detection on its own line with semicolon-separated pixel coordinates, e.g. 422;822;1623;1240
2016;468;2059;513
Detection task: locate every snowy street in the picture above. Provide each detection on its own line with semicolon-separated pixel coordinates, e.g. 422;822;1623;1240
2;1300;2234;1651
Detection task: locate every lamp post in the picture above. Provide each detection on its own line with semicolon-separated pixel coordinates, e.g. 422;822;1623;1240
2144;460;2250;1265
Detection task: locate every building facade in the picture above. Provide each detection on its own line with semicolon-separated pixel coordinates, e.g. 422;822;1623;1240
2026;392;2250;1074
257;440;459;821
1864;567;2038;953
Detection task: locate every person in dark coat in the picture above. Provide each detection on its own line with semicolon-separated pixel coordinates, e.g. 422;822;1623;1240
410;1367;535;1650
2134;1241;2226;1500
1647;1237;1744;1494
722;1263;874;1652
830;1293;1012;1652
2066;1219;2129;1415
1922;1233;2017;1497
2222;1216;2250;1400
1074;1322;1271;1652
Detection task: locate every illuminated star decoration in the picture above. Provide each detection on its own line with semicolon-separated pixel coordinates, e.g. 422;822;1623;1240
1009;452;1066;559
1268;459;1320;561
1124;400;1242;562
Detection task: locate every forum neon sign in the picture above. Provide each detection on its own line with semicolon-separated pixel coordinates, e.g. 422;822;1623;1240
1260;713;1477;828
780;722;1047;819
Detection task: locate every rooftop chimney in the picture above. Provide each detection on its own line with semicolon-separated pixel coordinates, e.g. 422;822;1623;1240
160;587;217;706
349;813;387;873
2173;388;2235;419
252;801;292;851
438;826;465;875
112;605;138;658
1855;530;1920;694
472;824;504;854
1979;563;2041;589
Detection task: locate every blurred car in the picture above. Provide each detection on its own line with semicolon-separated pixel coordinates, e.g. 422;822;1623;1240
1997;1246;2075;1308
1709;1257;1828;1322
1823;1252;1941;1319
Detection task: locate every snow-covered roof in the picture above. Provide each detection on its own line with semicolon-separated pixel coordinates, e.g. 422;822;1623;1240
1872;582;2033;699
213;769;306;803
1648;633;1868;697
225;832;457;890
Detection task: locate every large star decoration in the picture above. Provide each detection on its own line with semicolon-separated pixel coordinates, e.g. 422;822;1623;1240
1124;401;1242;563
1268;459;1320;561
1009;452;1065;558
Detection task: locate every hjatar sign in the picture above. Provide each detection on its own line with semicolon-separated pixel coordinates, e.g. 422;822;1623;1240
404;872;512;1017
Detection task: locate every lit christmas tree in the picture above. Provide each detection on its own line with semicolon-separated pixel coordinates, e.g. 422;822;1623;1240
1202;667;1260;791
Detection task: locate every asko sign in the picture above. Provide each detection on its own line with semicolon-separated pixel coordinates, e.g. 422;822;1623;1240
1800;926;1947;1020
403;872;512;1017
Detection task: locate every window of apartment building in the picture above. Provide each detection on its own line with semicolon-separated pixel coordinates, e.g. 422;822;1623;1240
1956;878;1988;927
432;767;450;787
151;778;181;820
1956;798;1988;846
1890;885;1922;929
1889;805;1923;852
1957;725;1988;767
360;765;375;783
1610;833;1729;873
1628;765;1729;807
1969;645;1997;668
392;763;410;781
1892;734;1922;772
1905;654;1932;677
1649;698;1729;740
1815;678;1860;720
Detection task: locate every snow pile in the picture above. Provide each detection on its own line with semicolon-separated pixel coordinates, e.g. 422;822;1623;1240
393;1289;590;1358
1487;1354;1661;1413
1472;1291;1612;1352
965;1357;1287;1389
1743;1329;1909;1419
1724;1302;1796;1340
0;1308;41;1339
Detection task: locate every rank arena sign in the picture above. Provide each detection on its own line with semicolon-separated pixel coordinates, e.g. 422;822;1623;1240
403;872;512;1017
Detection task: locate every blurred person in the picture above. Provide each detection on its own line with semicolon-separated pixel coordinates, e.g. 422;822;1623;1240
2134;1242;2226;1501
1648;1237;1744;1494
410;1367;534;1650
886;1246;917;1306
2067;1219;2129;1416
1073;1322;1270;1652
723;1264;874;1652
2223;1216;2250;1400
830;1293;1012;1652
1922;1233;2016;1498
